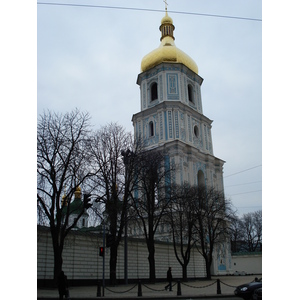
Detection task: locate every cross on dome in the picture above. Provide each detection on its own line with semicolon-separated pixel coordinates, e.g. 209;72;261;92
163;0;168;11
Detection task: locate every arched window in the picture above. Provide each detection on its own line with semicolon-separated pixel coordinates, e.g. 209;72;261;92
151;82;158;101
197;170;205;188
149;121;154;137
194;125;199;138
188;84;194;103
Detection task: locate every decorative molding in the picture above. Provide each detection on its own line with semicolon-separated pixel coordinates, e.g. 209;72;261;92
159;112;163;140
175;110;179;139
164;111;168;141
159;74;163;102
188;115;192;142
168;111;173;139
204;124;208;151
180;112;186;142
167;73;179;100
137;63;203;86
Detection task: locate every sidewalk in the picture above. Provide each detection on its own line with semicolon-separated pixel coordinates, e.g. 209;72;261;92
37;275;260;299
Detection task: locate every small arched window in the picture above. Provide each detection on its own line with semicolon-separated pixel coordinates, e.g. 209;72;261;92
194;125;199;138
188;84;194;103
197;170;205;188
149;121;154;137
151;82;158;101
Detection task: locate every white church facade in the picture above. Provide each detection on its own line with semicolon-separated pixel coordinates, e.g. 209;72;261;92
132;11;225;191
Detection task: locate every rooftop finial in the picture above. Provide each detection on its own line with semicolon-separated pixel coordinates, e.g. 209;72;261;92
163;0;168;11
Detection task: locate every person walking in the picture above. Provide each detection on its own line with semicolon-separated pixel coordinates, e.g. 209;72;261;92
58;270;70;299
165;267;173;291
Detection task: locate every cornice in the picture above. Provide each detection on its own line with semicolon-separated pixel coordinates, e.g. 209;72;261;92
132;100;212;125
137;62;203;86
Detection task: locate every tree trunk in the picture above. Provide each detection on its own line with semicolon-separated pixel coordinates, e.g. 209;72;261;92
147;242;156;283
205;258;211;279
182;264;187;281
204;250;214;280
53;247;63;285
109;244;118;285
51;229;63;286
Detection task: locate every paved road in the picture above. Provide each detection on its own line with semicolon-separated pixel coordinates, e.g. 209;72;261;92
38;275;259;299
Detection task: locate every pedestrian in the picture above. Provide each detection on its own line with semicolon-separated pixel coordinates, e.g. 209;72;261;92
165;267;172;291
58;270;70;299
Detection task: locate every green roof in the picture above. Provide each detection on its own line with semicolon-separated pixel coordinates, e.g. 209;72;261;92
62;197;88;216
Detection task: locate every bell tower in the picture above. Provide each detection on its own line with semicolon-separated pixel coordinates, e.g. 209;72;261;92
132;9;225;191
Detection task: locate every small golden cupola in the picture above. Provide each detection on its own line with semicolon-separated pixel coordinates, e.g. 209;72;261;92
74;186;81;199
141;9;198;74
61;194;67;207
61;186;68;207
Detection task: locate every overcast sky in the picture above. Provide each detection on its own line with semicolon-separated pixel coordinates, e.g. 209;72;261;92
36;0;262;217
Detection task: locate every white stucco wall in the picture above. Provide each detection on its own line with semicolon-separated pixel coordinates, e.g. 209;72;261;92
37;227;208;281
231;253;262;275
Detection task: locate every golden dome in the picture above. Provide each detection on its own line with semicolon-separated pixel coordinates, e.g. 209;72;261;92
141;12;198;74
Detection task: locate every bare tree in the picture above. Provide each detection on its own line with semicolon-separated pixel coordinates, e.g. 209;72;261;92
192;186;234;279
37;109;93;283
240;210;262;252
166;183;196;281
88;123;135;285
229;214;244;253
130;148;173;283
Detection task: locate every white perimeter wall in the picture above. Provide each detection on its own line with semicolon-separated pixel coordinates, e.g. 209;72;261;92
231;254;262;274
37;227;206;281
